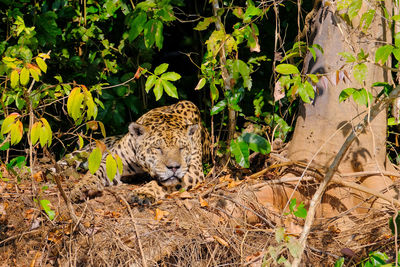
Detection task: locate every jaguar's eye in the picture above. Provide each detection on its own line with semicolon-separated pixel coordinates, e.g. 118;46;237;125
154;147;162;153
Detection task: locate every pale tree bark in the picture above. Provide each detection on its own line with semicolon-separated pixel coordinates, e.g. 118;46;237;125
285;0;397;217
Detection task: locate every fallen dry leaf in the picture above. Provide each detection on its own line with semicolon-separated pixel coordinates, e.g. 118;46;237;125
33;171;44;182
155;208;169;221
199;196;208;207
179;191;193;199
228;179;243;188
182;199;193;210
213;235;229;247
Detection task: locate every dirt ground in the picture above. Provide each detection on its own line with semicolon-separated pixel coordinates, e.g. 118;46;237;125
0;162;397;266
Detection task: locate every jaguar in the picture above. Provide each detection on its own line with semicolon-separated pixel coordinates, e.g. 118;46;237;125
68;100;209;204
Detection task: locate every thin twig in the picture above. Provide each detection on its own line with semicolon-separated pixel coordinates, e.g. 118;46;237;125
47;151;86;234
292;84;400;267
118;195;148;267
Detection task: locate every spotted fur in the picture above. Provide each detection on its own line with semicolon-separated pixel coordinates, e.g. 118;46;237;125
69;101;209;203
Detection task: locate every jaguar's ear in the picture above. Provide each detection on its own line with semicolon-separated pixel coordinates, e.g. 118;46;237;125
187;124;199;136
129;122;147;137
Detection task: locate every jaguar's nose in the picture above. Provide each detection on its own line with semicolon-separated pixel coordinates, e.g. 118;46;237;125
167;164;181;173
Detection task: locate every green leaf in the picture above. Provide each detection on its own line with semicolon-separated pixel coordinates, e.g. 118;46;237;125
241;132;271;154
353;63;367;84
39;199;55;220
195;78;206;90
338;52;356;63
348;0;362;21
275;64;299;75
360;9;375;31
393;48;400;61
154;63;169;75
88;147;102;174
161;72;181;81
194;17;216;31
352;88;373;106
243;6;262;23
20;67;30;86
0;141;9;151
145;75;157;92
10;69;19;88
230;138;250;168
144;19;157;48
308;47;316;61
210;100;227;115
339;88;356;102
155;20;164;50
161;79;178;98
375;45;394;64
105;154;117;182
334;257;345;267
298;81;315;103
153;79;163;101
98;121;106;138
36;57;47;73
293;202;307;218
128;12;147;42
307;74;319;84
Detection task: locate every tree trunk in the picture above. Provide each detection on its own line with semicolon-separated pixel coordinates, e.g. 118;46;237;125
285;1;396;216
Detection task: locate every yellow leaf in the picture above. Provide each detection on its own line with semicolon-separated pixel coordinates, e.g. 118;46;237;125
10;69;19;88
20;67;30;86
78;135;84;149
10;120;23;145
1;113;19;134
98;121;106;138
39;126;48;147
30;121;42;145
36;57;47;73
40;118;52;146
114;154;123;175
38;53;50;59
105;154;117;181
29;67;40;81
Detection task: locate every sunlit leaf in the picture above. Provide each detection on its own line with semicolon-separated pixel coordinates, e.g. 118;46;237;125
145;75;157;92
36;57;47;73
242;132;271;154
105;154;117;181
88;147;102;174
195;78;206;90
115;154;123;175
155;20;164;50
1;113;19;134
10;120;23;145
275;64;299;75
230;137;249;168
353;63;368;84
375;45;393;64
161;79;178;98
153;79;163;101
10;69;19;88
154;63;169;75
20;67;30;86
348;0;362;21
194;17;216;31
161;72;181;81
39;199;55;220
31;121;41;146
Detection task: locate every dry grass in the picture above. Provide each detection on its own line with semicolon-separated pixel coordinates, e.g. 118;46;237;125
0;168;397;266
